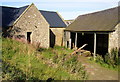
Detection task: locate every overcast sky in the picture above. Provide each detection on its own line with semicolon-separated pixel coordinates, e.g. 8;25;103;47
0;0;119;20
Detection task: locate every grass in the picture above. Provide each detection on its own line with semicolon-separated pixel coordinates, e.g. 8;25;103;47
0;37;2;81
89;53;119;71
2;38;88;80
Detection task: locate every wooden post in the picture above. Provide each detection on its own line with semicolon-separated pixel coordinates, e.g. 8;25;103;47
69;38;71;49
75;32;77;48
65;41;67;48
94;33;97;60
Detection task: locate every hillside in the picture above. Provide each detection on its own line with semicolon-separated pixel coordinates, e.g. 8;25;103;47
2;38;88;80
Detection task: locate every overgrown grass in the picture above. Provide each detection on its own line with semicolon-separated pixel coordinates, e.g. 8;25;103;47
37;46;88;80
89;48;119;70
2;38;88;80
0;37;2;81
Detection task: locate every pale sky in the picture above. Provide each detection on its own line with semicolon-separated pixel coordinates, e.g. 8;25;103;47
0;0;119;20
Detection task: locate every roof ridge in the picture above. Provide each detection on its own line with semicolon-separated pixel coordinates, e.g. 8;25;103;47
39;10;56;13
77;6;119;18
19;5;29;9
0;5;29;9
0;6;18;9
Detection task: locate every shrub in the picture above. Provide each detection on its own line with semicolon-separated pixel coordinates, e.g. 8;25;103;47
95;54;104;64
104;48;119;67
90;48;119;69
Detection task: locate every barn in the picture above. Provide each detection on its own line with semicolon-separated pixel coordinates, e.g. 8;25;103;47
0;3;66;48
65;6;120;56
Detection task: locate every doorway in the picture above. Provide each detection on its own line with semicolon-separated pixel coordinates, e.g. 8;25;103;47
71;32;76;48
27;32;32;43
50;30;55;48
96;34;108;55
77;33;94;52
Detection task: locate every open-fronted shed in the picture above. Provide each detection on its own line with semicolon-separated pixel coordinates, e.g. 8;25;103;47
65;6;120;57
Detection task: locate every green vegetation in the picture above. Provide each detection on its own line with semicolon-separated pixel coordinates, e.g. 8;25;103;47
90;48;119;70
2;38;88;80
0;37;2;81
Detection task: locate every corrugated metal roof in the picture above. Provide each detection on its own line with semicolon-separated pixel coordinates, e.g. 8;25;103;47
0;5;28;27
65;6;119;32
39;10;66;27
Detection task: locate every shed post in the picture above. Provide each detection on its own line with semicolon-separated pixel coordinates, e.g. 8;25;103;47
75;32;78;48
94;33;97;60
69;38;71;49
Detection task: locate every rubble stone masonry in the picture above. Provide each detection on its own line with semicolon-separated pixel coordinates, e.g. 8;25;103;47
11;4;50;48
50;28;65;46
109;23;120;52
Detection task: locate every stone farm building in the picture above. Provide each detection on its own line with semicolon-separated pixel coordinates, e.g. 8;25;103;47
65;20;74;26
0;3;66;48
65;6;120;55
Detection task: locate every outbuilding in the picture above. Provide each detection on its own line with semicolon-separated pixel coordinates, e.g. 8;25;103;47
65;6;120;56
1;3;66;48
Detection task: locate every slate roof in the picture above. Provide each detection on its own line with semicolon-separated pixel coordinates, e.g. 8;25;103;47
65;6;120;32
0;5;28;27
40;10;66;27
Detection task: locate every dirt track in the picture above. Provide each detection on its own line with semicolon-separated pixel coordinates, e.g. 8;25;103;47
78;56;118;80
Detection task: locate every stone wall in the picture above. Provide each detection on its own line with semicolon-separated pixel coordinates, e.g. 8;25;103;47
64;31;71;48
50;28;65;46
118;23;120;49
108;23;120;52
11;4;50;48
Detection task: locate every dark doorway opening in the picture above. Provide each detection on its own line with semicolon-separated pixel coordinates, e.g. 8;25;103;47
27;32;32;43
67;41;69;48
50;30;55;48
77;33;94;52
96;34;108;55
70;32;108;55
71;32;76;48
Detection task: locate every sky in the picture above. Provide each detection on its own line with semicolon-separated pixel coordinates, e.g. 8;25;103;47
0;0;120;20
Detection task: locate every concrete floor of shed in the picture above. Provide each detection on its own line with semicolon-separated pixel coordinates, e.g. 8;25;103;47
78;56;118;80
